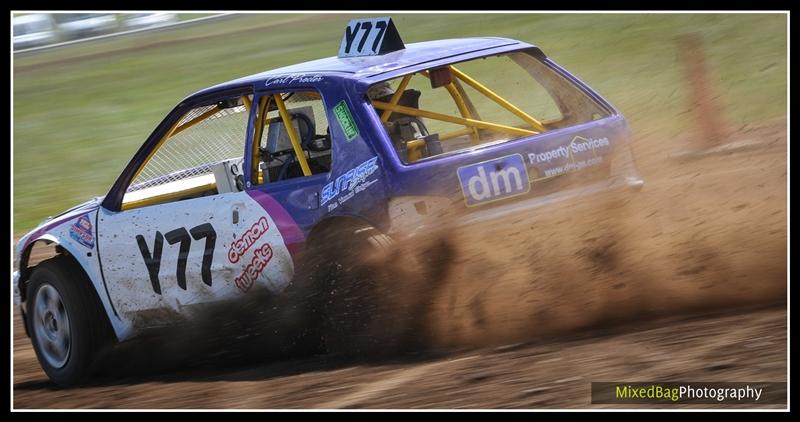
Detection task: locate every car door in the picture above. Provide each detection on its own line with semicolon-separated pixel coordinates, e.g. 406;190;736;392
245;89;336;232
96;92;296;326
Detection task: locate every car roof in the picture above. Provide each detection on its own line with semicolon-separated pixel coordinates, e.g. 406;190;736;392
190;37;539;98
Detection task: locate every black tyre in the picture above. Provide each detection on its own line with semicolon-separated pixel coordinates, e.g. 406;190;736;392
26;256;113;386
298;223;426;357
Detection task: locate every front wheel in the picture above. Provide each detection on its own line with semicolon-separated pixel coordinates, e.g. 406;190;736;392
26;256;113;386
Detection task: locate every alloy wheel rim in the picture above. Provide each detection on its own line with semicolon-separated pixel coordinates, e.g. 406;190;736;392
32;284;71;369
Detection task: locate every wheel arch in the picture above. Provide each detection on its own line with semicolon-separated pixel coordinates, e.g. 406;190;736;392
17;234;64;304
17;232;123;342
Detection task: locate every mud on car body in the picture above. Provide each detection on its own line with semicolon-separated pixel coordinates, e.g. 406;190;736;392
13;17;643;385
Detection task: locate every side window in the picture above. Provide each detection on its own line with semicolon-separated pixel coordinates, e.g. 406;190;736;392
250;90;332;185
122;94;252;210
368;52;609;164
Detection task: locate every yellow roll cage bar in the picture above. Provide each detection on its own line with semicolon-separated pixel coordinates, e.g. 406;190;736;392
448;66;546;133
273;93;313;177
131;95;254;184
249;93;314;183
123;91;317;210
372;101;537;138
374;65;546;156
124;63;542;209
137;61;541;188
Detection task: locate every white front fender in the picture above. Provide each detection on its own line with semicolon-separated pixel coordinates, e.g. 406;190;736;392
15;213;134;341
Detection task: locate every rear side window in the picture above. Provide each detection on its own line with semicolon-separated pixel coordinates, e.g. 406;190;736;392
367;51;609;164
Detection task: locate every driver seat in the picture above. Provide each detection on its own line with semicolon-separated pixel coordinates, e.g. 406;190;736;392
263;109;333;181
374;89;424;128
374;89;441;162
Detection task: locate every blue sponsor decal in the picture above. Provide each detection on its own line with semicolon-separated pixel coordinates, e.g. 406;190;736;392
321;157;379;209
69;214;95;249
457;154;530;207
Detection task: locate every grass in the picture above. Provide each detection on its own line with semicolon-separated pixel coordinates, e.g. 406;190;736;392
12;13;787;234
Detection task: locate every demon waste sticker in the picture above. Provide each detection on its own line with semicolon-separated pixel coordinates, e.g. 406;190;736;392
233;243;274;293
333;100;359;141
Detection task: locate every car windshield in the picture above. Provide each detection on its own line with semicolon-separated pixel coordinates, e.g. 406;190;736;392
367;51;610;164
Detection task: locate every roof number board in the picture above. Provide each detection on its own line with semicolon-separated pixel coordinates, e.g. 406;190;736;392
338;17;405;58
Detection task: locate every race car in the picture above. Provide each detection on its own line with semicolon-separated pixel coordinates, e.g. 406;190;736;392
13;17;643;385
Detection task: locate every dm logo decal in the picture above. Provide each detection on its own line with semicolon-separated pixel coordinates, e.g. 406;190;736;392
457;154;530;207
69;214;95;249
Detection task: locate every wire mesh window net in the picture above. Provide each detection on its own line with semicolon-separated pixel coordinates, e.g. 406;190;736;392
127;102;249;193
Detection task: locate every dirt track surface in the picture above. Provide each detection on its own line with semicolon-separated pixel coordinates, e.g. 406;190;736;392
13;117;787;409
13;306;786;409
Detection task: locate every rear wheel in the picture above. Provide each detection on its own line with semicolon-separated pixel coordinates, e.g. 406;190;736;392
298;224;426;357
26;256;113;386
